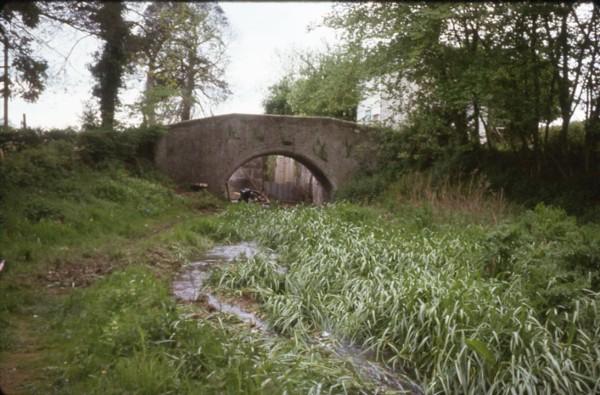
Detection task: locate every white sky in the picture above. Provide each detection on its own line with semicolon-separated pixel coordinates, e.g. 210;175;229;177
9;2;338;129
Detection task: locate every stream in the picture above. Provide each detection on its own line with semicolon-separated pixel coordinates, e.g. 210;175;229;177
172;243;423;394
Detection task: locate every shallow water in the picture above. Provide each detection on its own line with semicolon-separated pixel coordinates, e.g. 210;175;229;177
172;242;421;394
172;242;259;302
332;341;423;394
172;242;269;330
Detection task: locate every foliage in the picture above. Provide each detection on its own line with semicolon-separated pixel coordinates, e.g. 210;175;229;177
77;125;166;169
262;77;294;115
335;171;388;203
263;48;362;121
0;127;78;151
0;1;48;127
483;204;600;309
88;2;133;128
0;125;165;179
134;2;230;124
216;203;600;394
326;3;600;169
344;120;598;216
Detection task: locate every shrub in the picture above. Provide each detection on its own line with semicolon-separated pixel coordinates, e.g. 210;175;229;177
335;172;388;202
0;140;79;188
78;126;165;168
482;204;600;311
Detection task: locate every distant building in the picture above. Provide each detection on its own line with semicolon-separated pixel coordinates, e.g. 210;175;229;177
356;75;488;143
356;76;417;128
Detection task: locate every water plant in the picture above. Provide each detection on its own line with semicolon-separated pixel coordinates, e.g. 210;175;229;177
217;203;600;394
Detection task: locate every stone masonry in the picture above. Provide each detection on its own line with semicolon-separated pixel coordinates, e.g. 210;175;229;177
155;113;379;200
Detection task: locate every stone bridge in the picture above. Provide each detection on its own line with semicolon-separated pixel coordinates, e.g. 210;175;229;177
155;113;379;200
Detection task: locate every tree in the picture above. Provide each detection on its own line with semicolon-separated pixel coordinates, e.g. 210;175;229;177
134;2;229;124
88;2;133;129
326;2;599;165
263;77;293;115
0;2;48;128
546;3;600;152
263;48;362;121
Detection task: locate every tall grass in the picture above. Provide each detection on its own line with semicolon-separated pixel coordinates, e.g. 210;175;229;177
383;172;509;223
337;170;511;225
216;203;600;394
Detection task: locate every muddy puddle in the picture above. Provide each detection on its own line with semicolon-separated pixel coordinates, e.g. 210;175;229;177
172;242;422;394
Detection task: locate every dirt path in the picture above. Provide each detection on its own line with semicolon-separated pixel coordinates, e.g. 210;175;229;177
0;309;49;394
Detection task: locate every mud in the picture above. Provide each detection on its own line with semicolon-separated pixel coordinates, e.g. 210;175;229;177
43;255;122;289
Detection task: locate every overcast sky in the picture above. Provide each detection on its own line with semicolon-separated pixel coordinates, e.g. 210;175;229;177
9;2;338;129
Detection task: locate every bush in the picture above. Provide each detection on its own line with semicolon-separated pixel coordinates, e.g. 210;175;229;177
482;204;600;311
362;120;598;218
0;127;78;152
335;172;388;202
78;126;165;168
0;140;79;188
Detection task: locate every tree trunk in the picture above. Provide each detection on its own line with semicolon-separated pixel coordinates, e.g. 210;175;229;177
557;12;571;152
452;108;469;147
584;94;599;174
180;53;195;121
471;100;481;149
143;62;157;126
530;15;542;174
92;2;128;130
3;36;8;129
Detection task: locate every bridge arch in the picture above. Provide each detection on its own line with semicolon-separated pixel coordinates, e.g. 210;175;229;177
225;149;335;201
155;113;378;200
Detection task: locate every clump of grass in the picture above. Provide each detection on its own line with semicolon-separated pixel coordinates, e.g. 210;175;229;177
216;203;600;394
